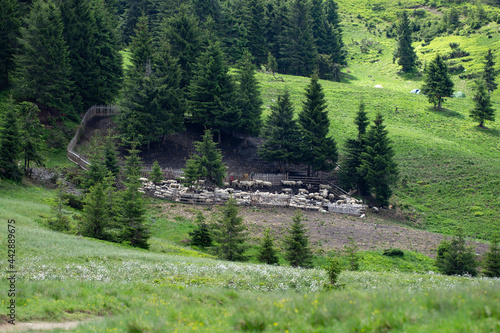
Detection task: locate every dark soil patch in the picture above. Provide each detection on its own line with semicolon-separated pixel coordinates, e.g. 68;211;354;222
77;116;285;174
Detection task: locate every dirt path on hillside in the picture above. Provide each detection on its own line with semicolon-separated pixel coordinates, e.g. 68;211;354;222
161;202;489;258
0;321;83;332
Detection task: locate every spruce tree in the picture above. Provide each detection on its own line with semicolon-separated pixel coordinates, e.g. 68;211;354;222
59;0;98;109
482;234;500;278
470;81;495;128
90;0;123;105
436;229;478;277
0;0;19;89
394;11;417;72
324;0;346;66
188;41;238;142
243;0;267;65
258;91;302;172
85;140;107;190
120;142;150;249
258;227;279;265
81;182;109;240
284;211;313;268
344;237;359;271
153;42;186;141
182;129;226;188
18;102;45;177
421;54;454;110
235;51;263;143
282;0;318;77
189;211;212;248
47;179;70;232
103;132;119;178
298;75;337;175
14;0;76;117
162;10;202;91
150;160;163;184
482;49;498;93
265;0;287;73
0;103;22;182
358;113;398;207
338;101;370;195
129;15;153;73
212;198;248;261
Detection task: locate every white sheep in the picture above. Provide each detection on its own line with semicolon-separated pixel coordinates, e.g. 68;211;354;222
262;181;272;188
319;184;332;191
298;188;309;195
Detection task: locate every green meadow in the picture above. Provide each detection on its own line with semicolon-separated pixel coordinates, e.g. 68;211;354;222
2;1;500;332
1;182;499;332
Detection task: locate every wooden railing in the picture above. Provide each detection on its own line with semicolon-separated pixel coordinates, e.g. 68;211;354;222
67;105;119;170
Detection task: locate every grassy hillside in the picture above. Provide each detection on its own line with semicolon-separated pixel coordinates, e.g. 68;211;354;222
255;14;500;240
1;182;499;332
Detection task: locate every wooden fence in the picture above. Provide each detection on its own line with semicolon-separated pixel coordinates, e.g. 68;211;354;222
67;105;119;170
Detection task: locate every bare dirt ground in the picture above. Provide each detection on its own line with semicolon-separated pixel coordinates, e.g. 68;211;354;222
160;202;489;259
0;321;83;332
78;117;282;174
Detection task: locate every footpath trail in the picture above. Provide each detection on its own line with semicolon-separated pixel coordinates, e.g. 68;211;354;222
0;321;85;332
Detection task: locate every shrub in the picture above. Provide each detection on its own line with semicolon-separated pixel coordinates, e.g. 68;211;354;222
383;248;404;257
436;229;478;276
326;257;343;286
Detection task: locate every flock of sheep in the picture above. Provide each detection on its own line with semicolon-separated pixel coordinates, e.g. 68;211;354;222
139;177;367;216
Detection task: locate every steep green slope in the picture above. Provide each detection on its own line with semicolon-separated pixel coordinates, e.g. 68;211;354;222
256;16;500;239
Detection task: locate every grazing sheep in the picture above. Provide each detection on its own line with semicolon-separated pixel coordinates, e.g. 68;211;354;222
298;188;309;195
262;181;272;188
282;188;293;194
319;184;332;191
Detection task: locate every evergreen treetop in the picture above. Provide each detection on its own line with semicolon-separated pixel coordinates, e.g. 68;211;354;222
0;102;22;182
394;10;417;72
298;74;338;174
258;227;279;265
258;90;302;172
212;198;248;261
482;49;498;93
470;81;495;128
421;54;454;110
284;211;313;268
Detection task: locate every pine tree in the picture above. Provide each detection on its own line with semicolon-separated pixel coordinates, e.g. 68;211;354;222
212;198;248;261
153;42;186;141
130;15;153;74
90;0;123;105
394;11;417;72
482;49;498;93
338;101;370;195
344;237;359;271
188;41;238;142
421;54;454;110
482;234;500;278
47;178;70;232
235;51;263;143
182;129;226;188
18;102;45;177
103;132;119;177
81;182;109;240
218;1;248;64
14;0;76;117
0;0;19;89
435;228;478;277
284;211;313;268
85;140;107;190
358;113;398;207
243;0;267;65
0;102;22;182
298;75;337;175
189;211;212;248
282;0;318;77
59;0;98;109
265;0;287;73
470;81;495;128
162;10;202;90
150;160;163;184
258;91;302;172
120;142;150;249
258;227;279;265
